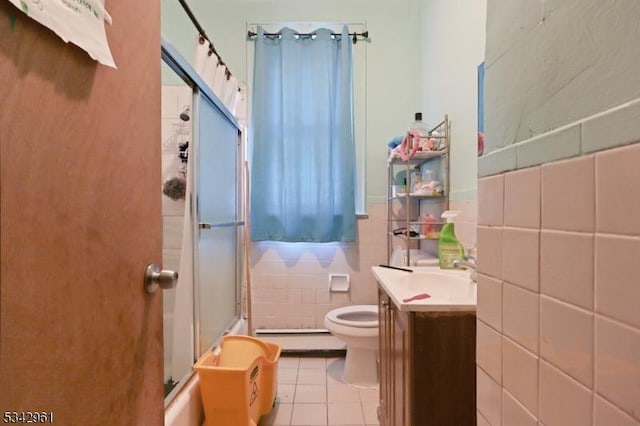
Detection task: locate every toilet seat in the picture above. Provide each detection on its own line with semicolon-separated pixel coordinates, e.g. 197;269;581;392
325;305;378;328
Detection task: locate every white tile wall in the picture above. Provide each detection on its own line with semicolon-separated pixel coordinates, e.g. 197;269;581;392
476;274;502;332
595;317;640;419
476;320;502;384
162;85;191;381
480;3;640;423
477;367;502;426
502;390;537;426
540;296;594;388
477;141;640;425
539;360;593;426
502;283;539;354
250;203;387;329
502;337;538;416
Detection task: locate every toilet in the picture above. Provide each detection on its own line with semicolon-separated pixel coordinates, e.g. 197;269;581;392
324;305;379;387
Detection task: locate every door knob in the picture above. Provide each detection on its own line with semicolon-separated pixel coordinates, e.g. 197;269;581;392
145;264;178;293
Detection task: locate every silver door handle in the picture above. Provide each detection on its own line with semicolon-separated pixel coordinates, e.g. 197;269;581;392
144;264;178;293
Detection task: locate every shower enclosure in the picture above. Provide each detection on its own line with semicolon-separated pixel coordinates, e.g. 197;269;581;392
161;37;244;402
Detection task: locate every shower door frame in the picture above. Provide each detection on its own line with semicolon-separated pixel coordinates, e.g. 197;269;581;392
161;36;244;402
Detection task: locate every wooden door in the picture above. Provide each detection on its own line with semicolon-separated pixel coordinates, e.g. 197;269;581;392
0;2;163;425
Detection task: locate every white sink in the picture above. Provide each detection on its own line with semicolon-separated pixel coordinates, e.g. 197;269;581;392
372;266;476;312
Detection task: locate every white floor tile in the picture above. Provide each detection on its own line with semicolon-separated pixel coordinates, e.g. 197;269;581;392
278;384;296;404
327;383;361;403
298;368;327;385
279;357;301;369
259;403;293;426
327;402;365;425
299;357;327;369
357;388;379;403
361;402;380;425
269;356;381;426
291;403;328;425
295;384;327;404
279;368;298;385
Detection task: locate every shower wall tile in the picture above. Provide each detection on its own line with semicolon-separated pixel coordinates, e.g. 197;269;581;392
595;316;640;419
541;155;595;233
161;85;183;118
162;196;184;217
595;142;640;236
162;150;181;179
595;235;640;329
163;216;184;250
540;230;594;310
539;360;593;426
540;296;594;388
162;248;181;272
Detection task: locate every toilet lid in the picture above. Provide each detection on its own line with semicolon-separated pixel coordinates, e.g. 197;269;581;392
327;305;379;328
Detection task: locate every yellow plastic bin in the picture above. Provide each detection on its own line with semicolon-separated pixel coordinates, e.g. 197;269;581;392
195;335;281;426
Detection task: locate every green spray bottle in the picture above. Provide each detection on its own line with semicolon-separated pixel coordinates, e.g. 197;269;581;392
438;210;465;269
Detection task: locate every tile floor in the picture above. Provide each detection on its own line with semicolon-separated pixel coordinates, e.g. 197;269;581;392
258;356;380;426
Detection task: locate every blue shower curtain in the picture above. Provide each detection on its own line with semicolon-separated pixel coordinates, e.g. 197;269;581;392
250;26;356;242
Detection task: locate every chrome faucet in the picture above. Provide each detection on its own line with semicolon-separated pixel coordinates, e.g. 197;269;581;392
453;254;477;282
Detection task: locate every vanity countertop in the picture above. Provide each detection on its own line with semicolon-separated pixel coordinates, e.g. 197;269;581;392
371;265;476;312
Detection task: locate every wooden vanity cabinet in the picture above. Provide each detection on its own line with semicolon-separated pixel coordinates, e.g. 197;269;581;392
378;287;476;426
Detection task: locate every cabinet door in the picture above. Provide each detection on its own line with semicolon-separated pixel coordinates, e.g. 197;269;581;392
392;307;411;426
378;290;393;426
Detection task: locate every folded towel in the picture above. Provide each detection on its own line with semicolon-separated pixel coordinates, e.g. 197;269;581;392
387;135;403;149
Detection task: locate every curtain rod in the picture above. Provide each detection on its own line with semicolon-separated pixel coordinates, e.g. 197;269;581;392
247;30;369;44
178;0;235;81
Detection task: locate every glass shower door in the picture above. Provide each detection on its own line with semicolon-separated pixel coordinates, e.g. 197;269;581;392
195;92;241;354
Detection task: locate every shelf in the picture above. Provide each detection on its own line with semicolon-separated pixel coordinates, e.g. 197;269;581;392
389;193;445;200
388;149;446;165
388;219;446;225
387;114;449;268
388;232;441;241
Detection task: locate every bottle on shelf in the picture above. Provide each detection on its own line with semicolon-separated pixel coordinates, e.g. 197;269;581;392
410;112;428;139
438;210;465;269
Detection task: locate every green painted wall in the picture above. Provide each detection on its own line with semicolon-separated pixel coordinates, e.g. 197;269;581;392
162;0;421;207
161;0;486;206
